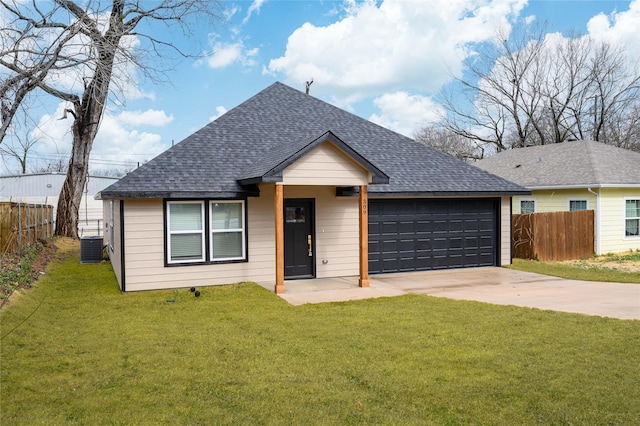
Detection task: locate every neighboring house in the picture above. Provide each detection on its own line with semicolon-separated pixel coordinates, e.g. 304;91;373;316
475;141;640;255
98;82;528;293
0;172;119;237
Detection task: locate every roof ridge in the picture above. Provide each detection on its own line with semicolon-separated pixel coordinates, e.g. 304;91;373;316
583;140;601;184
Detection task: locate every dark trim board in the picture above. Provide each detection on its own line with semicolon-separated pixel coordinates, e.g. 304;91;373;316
119;200;126;292
368;198;499;274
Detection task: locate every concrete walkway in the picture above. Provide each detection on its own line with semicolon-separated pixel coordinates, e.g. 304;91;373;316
258;267;640;320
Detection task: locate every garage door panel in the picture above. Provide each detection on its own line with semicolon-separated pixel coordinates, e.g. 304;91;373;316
369;199;498;274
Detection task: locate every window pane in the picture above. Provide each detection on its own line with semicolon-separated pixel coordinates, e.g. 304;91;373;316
170;203;202;231
570;200;587;211
625;219;639;237
626;200;640;218
211;202;242;230
286;207;306;223
171;233;203;260
521;200;534;214
212;232;242;259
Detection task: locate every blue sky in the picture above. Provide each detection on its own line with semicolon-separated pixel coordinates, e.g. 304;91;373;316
2;0;639;174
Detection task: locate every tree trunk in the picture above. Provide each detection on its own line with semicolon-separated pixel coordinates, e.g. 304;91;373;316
54;131;92;238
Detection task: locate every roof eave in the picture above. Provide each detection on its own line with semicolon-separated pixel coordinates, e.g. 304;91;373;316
236;175;282;185
526;183;640;190
99;188;260;199
337;188;531;197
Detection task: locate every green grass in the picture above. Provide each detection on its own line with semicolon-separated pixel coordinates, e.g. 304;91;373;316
2;242;639;425
508;257;640;284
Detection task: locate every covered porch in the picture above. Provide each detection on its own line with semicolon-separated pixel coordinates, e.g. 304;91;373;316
238;131;389;294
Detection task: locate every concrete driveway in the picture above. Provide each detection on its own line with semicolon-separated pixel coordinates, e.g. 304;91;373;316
271;267;640;320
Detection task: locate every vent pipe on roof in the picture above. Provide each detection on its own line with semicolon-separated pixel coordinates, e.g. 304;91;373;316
305;79;313;95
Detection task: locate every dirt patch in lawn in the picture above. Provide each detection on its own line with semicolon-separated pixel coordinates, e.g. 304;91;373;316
561;250;640;273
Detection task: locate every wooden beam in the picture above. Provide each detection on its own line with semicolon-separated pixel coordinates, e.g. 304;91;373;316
274;184;285;294
358;185;369;287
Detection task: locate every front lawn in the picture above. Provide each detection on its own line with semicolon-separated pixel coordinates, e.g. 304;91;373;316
1;240;639;424
509;254;640;284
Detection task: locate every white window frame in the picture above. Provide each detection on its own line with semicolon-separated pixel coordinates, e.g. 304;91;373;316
624;198;640;239
568;199;588;211
210;200;246;262
167;201;206;264
520;198;536;214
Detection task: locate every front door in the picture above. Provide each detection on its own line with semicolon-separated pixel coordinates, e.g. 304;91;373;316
284;199;315;279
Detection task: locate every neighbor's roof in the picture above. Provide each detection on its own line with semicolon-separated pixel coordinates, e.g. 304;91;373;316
475;141;640;189
1;172;119;198
100;82;528;199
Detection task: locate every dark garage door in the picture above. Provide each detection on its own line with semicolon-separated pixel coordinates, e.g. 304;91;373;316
369;198;499;274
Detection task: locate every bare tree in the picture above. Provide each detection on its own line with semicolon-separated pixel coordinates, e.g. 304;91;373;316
439;25;547;152
414;124;484;161
437;24;640;153
0;101;41;173
31;158;68;174
0;131;40;173
1;0;221;238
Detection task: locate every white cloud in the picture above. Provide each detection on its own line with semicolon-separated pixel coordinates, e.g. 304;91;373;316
243;0;267;24
369;92;444;137
587;0;640;58
117;110;174;127
224;4;241;21
207;41;242;69
27;102;169;173
207;40;259;69
93;114;166;168
266;0;527;103
209;106;228;122
29;102;75;162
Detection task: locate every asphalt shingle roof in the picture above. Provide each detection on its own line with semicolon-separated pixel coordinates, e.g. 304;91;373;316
475;141;640;188
100;82;528;199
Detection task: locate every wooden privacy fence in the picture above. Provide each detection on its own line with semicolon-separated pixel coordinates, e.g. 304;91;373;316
0;202;55;254
512;210;594;261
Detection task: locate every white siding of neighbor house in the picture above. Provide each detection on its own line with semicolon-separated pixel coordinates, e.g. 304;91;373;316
501;197;511;266
599;188;640;254
512;188;640;254
511;189;597;214
282;142;371;186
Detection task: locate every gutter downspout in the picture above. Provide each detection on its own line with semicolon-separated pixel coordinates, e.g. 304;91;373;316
588;187;601;255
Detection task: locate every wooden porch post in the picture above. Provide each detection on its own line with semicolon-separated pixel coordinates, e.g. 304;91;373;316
358;185;369;287
274;184;285;294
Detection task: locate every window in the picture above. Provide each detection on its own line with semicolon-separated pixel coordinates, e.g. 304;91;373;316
210;201;245;261
520;199;535;214
625;199;640;237
167;201;205;263
569;200;588;211
165;200;247;265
